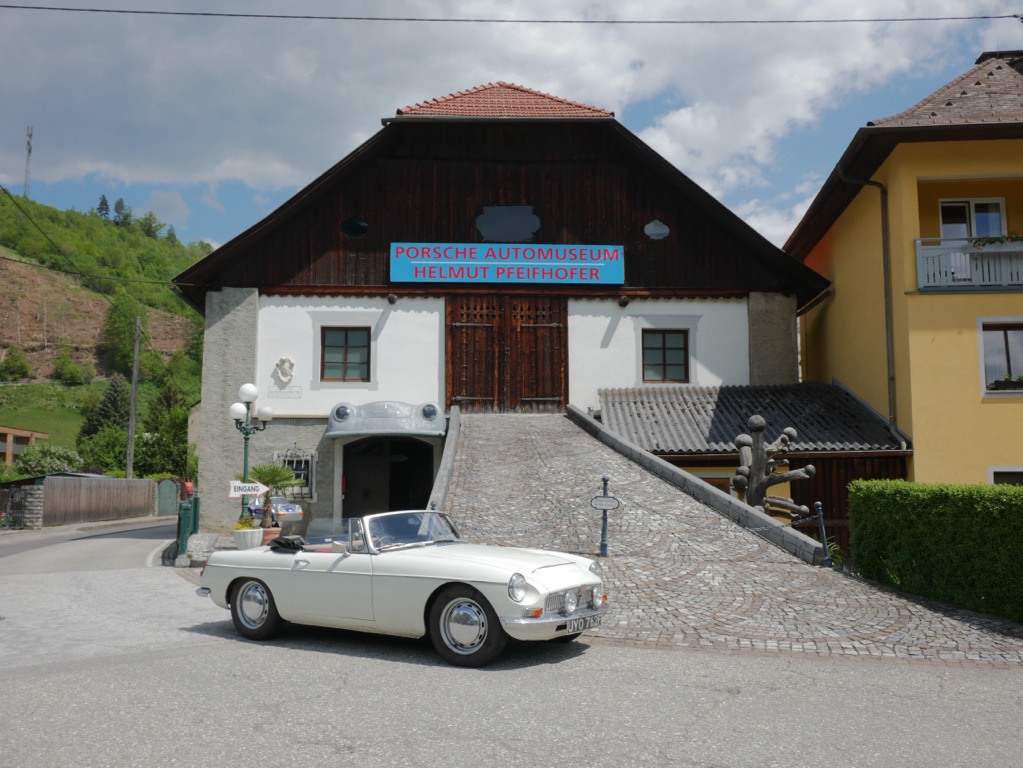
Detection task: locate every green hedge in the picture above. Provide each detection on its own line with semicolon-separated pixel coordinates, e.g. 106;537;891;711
848;479;1023;622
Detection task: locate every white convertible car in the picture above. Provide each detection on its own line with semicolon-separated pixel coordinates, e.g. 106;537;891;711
197;509;607;667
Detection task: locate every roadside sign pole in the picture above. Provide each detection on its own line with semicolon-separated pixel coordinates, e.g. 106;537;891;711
600;475;610;557
590;474;620;558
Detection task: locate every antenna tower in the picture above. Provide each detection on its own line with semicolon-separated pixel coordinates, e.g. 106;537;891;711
23;126;33;199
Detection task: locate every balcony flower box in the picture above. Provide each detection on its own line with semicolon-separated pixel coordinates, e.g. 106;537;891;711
988;379;1023;391
967;234;1023;252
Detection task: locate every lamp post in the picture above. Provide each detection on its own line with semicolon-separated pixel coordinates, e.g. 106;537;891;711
230;383;273;520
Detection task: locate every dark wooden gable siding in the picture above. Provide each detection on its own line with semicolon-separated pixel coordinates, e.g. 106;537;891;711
178;120;827;305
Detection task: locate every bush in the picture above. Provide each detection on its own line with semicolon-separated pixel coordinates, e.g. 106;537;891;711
16;442;83;476
0;346;32;381
52;344;94;385
849;479;1023;621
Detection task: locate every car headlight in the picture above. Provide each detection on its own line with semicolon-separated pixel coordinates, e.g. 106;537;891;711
564;589;578;614
508;573;527;602
589;560;603;578
590;585;603;608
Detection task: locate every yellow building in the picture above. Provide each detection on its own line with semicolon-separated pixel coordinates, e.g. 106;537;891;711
787;51;1023;484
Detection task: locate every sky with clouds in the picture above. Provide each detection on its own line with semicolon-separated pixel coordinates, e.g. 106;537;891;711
1;1;1021;250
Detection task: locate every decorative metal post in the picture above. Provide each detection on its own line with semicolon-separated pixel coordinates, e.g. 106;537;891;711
590;474;620;558
814;501;833;568
230;383;273;520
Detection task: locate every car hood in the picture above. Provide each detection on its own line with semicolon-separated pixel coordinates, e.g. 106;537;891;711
408;543;593;587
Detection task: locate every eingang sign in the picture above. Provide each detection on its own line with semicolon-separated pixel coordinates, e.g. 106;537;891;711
390;243;624;285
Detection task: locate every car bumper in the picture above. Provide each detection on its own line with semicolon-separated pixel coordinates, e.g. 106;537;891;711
500;604;605;641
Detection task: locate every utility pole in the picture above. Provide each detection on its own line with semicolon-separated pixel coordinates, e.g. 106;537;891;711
125;316;141;479
23;126;33;199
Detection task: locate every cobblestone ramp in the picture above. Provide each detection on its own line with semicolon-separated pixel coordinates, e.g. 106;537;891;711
444;414;1023;666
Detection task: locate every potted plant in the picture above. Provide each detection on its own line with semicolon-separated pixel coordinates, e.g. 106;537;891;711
247;462;301;544
232;515;263;550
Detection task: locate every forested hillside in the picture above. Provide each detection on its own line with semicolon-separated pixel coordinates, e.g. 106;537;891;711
0;191;209;480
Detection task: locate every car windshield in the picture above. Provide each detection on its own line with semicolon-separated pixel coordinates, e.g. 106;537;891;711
365;511;461;550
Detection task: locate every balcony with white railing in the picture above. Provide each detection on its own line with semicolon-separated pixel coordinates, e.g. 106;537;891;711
916;237;1023;291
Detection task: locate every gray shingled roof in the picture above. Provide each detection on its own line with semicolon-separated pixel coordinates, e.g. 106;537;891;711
868;51;1023;128
598;384;910;455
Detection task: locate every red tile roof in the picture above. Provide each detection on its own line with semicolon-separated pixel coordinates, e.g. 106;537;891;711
869;51;1023;127
395;82;613;119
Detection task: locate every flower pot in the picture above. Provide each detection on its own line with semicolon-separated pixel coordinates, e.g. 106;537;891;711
233;528;263;550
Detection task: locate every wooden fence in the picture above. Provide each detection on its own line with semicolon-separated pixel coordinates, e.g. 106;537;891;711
42;476;156;527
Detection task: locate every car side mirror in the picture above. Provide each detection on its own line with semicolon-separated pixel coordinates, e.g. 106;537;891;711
331;539;349;555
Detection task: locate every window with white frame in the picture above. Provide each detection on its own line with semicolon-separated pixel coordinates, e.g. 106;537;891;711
642;329;690;383
321;327;371;381
981;322;1023;390
273;447;316;502
940;198;1006;239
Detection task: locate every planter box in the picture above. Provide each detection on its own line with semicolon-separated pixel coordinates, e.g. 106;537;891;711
233;528;263;550
989;379;1023;391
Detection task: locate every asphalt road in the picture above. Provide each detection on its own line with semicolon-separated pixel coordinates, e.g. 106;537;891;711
1;522;1022;768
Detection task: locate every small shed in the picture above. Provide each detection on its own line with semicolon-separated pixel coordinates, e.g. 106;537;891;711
598;383;912;557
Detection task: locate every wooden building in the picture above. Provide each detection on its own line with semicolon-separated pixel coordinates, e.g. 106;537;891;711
174;82;829;532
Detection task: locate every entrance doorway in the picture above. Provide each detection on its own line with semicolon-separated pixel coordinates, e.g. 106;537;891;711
446;295;567;412
342;437;436;517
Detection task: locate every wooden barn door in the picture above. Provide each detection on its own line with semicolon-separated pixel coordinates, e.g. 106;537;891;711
447;296;500;411
447;296;567;412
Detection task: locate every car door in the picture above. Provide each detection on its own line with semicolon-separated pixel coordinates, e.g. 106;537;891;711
287;550;375;623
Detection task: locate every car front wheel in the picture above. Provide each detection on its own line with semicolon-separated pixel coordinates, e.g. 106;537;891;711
429;585;507;667
230;578;284;640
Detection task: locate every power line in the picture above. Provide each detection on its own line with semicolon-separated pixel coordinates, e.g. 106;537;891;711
0;5;1019;25
0;251;182;288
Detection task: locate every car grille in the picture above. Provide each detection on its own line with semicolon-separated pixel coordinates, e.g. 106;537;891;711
545;588;583;615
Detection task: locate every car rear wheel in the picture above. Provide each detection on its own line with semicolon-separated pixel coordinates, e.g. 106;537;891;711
429;585;507;667
230;578;284;640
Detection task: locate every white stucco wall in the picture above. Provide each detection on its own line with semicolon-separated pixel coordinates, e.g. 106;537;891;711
248;294;750;419
256;296;446;416
567;297;750;411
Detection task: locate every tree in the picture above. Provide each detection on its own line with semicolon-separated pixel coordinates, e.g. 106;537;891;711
113;198;132;228
97;195;110;219
16;442;82;476
76;425;127;473
247;463;298;528
0;345;32;381
100;292;148;376
133;381;192;477
136;211;165;239
78;373;131;441
165;225;179;245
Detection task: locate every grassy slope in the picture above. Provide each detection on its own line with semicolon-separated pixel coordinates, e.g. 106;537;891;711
0;382;99;448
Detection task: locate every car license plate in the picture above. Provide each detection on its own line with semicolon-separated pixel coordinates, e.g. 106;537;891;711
566;614;602;633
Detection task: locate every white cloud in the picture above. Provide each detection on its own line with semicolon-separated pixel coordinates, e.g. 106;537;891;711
2;0;1021;245
141;190;189;227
